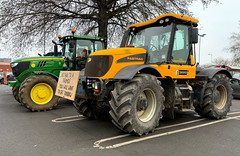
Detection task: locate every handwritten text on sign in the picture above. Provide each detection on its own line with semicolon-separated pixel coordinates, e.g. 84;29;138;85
55;71;80;101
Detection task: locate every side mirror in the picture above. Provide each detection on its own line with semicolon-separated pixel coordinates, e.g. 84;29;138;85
53;45;58;56
191;28;198;44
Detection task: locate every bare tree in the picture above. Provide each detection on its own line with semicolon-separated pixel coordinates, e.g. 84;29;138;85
0;0;218;57
228;29;240;66
213;57;231;66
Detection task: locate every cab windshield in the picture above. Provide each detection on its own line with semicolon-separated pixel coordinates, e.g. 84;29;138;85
64;39;103;60
129;24;173;64
129;23;190;64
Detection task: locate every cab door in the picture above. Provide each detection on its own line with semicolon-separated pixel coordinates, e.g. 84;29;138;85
153;24;196;79
169;24;196;79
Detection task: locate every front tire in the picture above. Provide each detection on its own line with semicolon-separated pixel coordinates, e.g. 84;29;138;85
12;87;21;103
74;98;109;120
194;74;232;119
19;75;59;111
109;74;164;135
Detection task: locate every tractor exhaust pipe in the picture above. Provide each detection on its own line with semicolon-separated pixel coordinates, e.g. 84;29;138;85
52;40;58;56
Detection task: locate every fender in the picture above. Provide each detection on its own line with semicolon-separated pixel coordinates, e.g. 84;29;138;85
196;67;232;79
33;71;59;80
113;64;161;80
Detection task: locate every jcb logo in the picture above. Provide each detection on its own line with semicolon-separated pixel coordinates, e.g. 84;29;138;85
176;70;189;75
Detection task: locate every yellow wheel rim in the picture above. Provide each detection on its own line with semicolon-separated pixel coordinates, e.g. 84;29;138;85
30;83;53;105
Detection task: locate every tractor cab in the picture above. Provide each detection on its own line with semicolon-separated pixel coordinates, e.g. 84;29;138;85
60;33;104;70
120;14;199;79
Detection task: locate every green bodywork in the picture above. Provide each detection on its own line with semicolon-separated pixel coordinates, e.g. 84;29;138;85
9;56;66;87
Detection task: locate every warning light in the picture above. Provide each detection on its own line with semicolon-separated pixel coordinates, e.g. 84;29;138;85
72;29;76;33
58;35;62;38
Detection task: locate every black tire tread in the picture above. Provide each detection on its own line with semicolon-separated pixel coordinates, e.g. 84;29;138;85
75;99;109;120
19;75;59;112
194;74;232;119
12;87;21;103
109;74;164;135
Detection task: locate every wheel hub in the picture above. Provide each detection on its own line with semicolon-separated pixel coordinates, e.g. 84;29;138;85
38;89;47;98
136;88;157;122
137;99;148;111
30;83;53;105
214;90;221;103
214;84;227;109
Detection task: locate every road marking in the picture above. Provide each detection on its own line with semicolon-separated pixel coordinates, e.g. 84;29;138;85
51;115;85;123
94;118;205;149
94;112;240;150
228;111;240;115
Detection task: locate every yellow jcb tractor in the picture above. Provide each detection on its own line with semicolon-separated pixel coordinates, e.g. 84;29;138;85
74;13;232;135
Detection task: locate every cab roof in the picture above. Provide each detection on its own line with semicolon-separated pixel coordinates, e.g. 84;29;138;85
61;35;103;41
129;13;199;28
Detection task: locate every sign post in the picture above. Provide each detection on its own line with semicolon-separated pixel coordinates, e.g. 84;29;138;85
55;71;80;101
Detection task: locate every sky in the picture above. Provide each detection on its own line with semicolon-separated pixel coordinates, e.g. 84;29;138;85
189;0;240;65
0;0;240;65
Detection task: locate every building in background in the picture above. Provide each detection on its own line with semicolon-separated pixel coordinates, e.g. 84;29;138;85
0;58;11;72
0;58;11;63
0;62;11;72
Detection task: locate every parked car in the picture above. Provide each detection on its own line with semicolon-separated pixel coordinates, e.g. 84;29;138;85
0;71;14;84
231;78;240;98
215;65;240;99
6;72;14;82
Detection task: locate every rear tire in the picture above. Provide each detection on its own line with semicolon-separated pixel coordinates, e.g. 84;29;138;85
19;75;59;111
194;74;232;119
12;87;21;103
109;74;164;135
74;98;109;120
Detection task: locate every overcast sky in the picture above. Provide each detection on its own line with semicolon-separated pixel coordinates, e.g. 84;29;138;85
1;0;240;65
189;0;240;65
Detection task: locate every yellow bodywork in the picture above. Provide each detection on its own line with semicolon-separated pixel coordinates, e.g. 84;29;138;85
129;13;199;28
91;48;145;79
90;48;196;80
89;13;198;80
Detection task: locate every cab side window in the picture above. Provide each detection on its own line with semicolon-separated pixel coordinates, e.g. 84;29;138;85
171;25;189;64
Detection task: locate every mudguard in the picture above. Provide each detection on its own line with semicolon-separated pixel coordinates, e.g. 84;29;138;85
33;71;59;80
196;67;232;79
113;64;161;80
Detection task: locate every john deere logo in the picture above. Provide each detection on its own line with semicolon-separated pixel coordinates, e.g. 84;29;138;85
31;64;36;68
87;58;92;63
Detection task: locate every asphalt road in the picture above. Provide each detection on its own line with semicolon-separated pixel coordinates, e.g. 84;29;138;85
1;84;240;156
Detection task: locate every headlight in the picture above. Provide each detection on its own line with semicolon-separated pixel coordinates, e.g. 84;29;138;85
11;62;18;68
91;82;100;90
94;82;100;90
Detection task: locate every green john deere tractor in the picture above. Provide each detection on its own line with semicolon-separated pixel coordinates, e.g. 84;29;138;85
9;31;104;111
